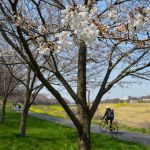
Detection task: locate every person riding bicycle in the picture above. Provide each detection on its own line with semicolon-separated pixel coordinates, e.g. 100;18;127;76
102;106;114;125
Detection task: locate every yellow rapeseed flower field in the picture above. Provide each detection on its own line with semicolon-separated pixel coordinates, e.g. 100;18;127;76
30;103;150;133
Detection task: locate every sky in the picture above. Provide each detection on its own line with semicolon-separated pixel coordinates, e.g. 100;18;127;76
41;79;150;102
102;81;150;100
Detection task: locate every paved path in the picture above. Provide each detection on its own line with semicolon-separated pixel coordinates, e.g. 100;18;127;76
29;112;150;147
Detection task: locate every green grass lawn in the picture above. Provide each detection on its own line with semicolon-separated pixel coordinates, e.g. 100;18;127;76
0;110;149;150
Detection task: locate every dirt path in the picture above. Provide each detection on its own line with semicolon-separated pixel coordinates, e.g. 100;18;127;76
29;112;150;147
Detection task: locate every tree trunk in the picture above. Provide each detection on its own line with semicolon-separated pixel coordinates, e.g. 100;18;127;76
20;105;29;137
77;125;91;150
77;105;91;150
76;41;90;150
1;97;7;123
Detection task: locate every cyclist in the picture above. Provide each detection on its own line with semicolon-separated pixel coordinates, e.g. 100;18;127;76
102;106;114;125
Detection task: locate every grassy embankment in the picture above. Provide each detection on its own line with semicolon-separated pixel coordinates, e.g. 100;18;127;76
30;103;150;134
0;109;150;150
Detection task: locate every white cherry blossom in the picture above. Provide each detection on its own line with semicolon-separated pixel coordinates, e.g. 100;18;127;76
37;46;50;55
56;4;99;52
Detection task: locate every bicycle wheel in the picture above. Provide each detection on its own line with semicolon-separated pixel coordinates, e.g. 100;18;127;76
109;123;118;134
99;121;107;132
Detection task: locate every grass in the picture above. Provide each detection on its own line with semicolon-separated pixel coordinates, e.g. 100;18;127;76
0;109;150;150
30;103;150;134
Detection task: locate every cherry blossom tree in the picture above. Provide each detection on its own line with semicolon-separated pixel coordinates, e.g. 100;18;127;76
0;46;47;137
0;64;19;123
0;43;19;123
0;0;150;149
5;62;44;137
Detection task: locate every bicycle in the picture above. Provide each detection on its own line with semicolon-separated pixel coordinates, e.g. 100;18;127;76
99;119;118;134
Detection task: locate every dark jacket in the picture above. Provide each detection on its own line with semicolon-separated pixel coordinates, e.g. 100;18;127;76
103;108;114;119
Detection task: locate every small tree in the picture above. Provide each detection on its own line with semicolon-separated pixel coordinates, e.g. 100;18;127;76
0;67;19;123
0;0;150;149
2;55;45;137
0;44;19;123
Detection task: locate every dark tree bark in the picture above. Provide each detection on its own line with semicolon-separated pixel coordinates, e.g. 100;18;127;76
77;105;91;150
1;97;7;123
76;41;91;150
20;103;29;137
